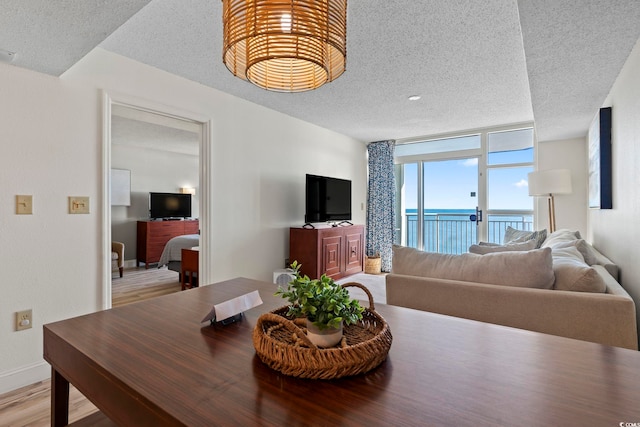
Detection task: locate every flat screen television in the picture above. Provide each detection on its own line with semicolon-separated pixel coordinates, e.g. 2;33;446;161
305;174;352;223
149;192;192;219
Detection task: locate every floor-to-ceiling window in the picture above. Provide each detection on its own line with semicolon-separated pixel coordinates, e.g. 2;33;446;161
485;128;534;243
394;125;534;254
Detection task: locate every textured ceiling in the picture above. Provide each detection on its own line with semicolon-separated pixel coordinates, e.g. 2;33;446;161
0;0;151;75
1;0;640;143
98;0;534;142
518;0;640;142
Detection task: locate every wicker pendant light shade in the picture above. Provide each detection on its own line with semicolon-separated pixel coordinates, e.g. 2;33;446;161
222;0;347;92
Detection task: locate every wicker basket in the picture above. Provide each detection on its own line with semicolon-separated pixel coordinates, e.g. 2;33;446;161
253;283;392;380
365;254;381;274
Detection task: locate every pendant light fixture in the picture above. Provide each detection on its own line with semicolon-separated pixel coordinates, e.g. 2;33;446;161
221;0;347;92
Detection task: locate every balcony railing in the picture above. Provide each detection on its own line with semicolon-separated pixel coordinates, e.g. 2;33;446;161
400;213;533;254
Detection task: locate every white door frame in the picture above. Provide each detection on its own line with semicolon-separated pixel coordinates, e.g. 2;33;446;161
101;90;213;310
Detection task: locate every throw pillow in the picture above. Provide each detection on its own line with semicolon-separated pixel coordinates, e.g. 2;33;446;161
574;239;599;265
391;245;554;289
574;241;618;280
541;229;582;249
544;238;619;280
551;246;606;293
547;239;598;265
469;239;537;254
503;226;547;248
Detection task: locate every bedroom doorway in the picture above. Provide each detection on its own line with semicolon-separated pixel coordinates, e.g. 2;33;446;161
102;92;213;310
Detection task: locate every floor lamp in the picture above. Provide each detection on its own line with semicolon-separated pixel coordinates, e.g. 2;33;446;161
527;169;572;233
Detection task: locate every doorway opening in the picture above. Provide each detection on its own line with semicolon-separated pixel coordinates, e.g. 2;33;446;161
102;91;212;310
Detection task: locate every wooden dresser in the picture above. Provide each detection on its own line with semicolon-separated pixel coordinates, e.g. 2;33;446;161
137;220;199;268
289;224;364;280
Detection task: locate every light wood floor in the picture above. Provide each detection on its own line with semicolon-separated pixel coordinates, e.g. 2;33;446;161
0;266;182;427
111;265;183;306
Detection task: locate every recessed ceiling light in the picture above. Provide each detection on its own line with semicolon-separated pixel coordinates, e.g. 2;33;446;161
408;95;421;101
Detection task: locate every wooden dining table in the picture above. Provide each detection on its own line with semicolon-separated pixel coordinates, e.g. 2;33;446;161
44;277;640;426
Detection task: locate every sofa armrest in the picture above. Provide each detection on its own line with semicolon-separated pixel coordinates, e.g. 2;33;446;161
386;274;638;350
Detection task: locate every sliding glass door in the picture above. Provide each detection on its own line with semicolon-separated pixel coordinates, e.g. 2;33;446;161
394;126;535;254
395;157;478;254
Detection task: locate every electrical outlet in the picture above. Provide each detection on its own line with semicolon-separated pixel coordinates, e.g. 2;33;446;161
16;309;32;331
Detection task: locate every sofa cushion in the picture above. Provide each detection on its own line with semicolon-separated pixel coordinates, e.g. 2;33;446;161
551;246;606;293
469;239;537;254
392;245;555;289
504;226;547;248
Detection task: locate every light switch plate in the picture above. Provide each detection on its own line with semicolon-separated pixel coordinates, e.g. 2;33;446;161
16;195;33;214
69;196;90;214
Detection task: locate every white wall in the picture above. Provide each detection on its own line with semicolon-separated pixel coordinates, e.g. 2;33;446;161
589;38;640;338
0;48;366;393
111;144;199;261
536;137;588;235
0;65;101;391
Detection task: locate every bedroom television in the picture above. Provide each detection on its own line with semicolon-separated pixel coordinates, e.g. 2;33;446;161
305;174;352;223
149;192;192;219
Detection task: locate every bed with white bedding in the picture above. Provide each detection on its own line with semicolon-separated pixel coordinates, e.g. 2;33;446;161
158;234;200;272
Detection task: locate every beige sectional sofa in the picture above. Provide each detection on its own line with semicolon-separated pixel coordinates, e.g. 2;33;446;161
386;230;638;350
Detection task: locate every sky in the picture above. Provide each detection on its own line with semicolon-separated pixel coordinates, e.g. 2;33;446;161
401;148;533;211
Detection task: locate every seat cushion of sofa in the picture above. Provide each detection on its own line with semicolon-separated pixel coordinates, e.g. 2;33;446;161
392;245;555;289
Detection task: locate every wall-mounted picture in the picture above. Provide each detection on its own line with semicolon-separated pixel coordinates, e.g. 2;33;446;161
588;107;612;209
110;168;131;206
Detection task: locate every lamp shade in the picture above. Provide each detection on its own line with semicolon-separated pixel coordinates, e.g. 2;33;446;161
221;0;347;92
528;169;572;196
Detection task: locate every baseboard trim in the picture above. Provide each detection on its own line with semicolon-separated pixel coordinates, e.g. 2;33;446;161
0;361;50;395
123;259;137;269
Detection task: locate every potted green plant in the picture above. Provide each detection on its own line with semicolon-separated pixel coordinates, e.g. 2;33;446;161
276;261;364;347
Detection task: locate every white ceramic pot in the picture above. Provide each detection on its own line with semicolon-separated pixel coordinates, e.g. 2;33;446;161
305;319;343;348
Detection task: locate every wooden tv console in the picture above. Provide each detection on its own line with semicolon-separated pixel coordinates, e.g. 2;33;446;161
289;224;364;280
136;220;199;268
